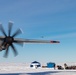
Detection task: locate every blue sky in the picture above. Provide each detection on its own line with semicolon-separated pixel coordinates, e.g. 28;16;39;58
0;0;76;63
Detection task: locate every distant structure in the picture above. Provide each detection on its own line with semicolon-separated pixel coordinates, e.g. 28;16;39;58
30;61;41;69
47;62;56;69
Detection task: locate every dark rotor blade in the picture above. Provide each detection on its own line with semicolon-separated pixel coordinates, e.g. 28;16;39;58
12;29;22;37
0;24;7;37
1;41;4;46
11;44;18;56
8;22;13;36
4;46;9;58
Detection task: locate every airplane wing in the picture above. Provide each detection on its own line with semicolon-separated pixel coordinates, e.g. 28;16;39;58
14;38;60;44
0;36;60;44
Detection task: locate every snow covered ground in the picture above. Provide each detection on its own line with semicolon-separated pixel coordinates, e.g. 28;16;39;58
0;63;76;75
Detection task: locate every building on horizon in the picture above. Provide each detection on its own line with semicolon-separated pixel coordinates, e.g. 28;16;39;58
30;61;41;69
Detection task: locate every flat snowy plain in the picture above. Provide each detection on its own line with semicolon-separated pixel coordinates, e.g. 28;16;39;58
0;63;76;75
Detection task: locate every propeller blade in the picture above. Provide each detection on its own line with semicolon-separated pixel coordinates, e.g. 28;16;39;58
8;22;13;36
0;24;7;37
4;46;9;58
12;29;22;37
11;44;18;56
1;41;4;46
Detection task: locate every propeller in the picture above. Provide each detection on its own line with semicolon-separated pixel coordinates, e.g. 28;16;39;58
0;22;23;57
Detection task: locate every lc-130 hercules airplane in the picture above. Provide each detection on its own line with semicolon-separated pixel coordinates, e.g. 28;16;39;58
0;21;60;57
